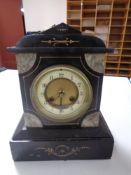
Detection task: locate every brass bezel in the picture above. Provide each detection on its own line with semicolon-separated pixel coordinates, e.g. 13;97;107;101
30;65;93;123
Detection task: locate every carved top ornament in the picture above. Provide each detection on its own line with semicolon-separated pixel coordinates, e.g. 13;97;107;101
7;23;113;55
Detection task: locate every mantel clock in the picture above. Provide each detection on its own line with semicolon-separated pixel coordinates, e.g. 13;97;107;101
7;23;114;161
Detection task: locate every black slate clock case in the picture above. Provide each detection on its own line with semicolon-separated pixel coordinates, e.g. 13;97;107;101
7;23;114;161
19;56;103;126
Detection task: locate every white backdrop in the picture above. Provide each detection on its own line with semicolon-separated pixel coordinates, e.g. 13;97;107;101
22;0;66;32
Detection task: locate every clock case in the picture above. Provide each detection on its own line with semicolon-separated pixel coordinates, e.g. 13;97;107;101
7;23;114;161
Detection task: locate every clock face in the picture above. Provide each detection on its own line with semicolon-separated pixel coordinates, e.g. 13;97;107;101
30;65;93;123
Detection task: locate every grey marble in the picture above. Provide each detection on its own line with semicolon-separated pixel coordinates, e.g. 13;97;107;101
85;54;105;73
81;112;100;127
23;112;43;128
16;53;36;74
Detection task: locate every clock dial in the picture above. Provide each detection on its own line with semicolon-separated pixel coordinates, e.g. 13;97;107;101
30;65;93;122
45;78;78;108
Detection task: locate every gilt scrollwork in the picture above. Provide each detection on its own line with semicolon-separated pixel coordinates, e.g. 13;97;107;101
33;145;90;157
41;38;79;46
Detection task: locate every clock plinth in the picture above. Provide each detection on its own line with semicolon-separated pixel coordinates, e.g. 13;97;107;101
7;23;114;161
10;112;113;161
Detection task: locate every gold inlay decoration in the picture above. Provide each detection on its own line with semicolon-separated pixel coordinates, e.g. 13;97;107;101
34;145;90;157
41;38;79;46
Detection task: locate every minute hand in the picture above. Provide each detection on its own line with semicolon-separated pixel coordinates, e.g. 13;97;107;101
60;96;63;106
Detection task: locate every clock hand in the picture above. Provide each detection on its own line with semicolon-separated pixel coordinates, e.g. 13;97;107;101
60;96;63;106
58;89;65;106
